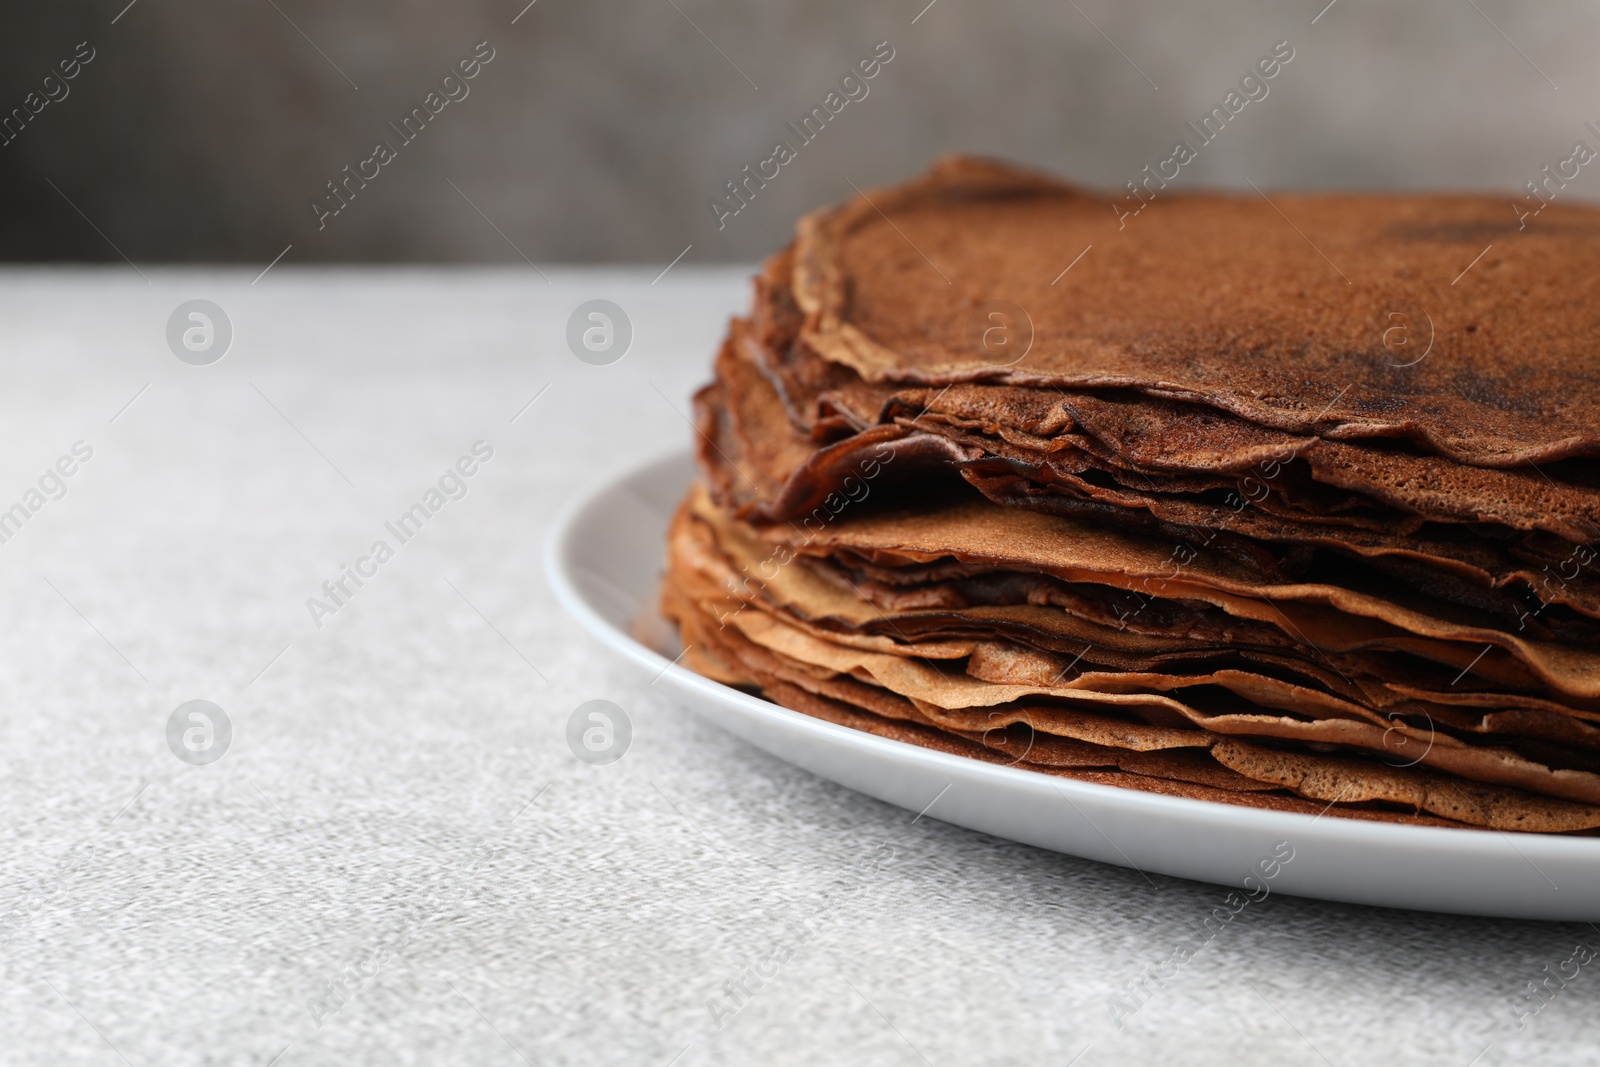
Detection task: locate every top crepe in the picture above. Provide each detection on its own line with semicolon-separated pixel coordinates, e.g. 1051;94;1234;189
792;155;1600;466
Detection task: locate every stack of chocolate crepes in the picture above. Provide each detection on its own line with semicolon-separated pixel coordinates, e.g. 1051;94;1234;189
662;156;1600;833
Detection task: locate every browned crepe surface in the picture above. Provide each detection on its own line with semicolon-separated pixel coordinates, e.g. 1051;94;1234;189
792;155;1600;466
663;493;1600;832
702;311;1600;641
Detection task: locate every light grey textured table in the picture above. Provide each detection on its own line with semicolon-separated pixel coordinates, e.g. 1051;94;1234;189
1;268;1596;1067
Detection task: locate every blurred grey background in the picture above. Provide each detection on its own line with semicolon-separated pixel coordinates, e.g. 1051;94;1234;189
0;0;1591;263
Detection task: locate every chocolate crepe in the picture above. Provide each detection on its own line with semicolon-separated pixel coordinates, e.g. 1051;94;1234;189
791;155;1600;466
665;156;1600;833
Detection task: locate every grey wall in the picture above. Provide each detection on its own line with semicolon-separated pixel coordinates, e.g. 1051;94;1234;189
1;0;1593;263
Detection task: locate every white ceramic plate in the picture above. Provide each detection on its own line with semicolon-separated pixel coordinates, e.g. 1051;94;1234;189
546;450;1600;920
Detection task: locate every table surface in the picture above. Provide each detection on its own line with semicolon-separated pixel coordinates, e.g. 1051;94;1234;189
2;267;1596;1067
